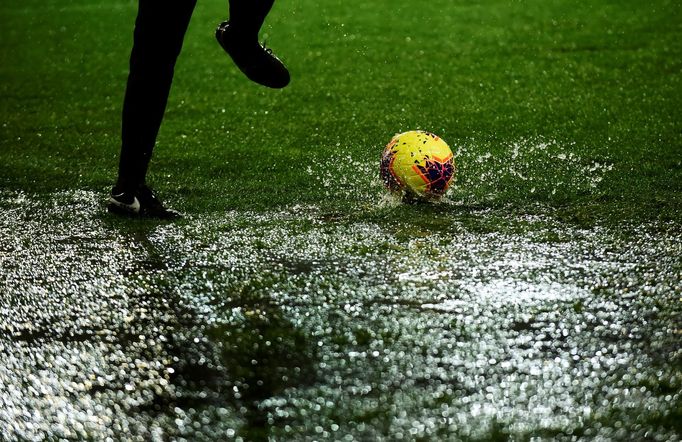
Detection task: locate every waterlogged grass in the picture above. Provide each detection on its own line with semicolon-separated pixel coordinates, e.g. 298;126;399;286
1;0;681;440
1;191;681;440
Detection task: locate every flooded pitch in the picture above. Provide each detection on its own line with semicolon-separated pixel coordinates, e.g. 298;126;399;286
0;191;680;440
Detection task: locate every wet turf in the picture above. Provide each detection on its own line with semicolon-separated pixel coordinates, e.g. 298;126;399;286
1;191;681;440
1;0;681;440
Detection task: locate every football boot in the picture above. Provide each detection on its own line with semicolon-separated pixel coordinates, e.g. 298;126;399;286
108;184;182;220
216;21;290;89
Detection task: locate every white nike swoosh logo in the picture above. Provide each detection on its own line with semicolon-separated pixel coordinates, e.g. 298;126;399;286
109;195;141;213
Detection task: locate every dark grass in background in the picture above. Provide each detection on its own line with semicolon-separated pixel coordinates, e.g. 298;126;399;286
0;0;680;219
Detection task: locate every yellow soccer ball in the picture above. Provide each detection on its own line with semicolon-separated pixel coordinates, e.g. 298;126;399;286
380;130;455;199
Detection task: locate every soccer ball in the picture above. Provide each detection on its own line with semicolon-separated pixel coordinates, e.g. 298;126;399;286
380;130;455;199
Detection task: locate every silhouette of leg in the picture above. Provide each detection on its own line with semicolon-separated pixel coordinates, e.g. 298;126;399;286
228;0;275;41
116;0;197;191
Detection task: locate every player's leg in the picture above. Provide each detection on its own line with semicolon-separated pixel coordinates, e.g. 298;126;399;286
117;0;196;191
216;0;290;88
228;0;275;41
110;0;197;219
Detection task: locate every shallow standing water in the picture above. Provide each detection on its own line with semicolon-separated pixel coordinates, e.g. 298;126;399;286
0;190;680;440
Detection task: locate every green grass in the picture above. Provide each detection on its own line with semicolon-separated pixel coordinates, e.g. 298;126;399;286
0;0;680;222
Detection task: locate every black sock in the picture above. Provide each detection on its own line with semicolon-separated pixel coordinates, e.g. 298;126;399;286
228;0;275;41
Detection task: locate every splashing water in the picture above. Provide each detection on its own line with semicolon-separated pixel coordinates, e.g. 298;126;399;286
304;137;614;206
454;138;614;201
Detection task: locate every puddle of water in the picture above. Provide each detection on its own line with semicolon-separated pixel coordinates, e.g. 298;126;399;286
0;190;680;440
